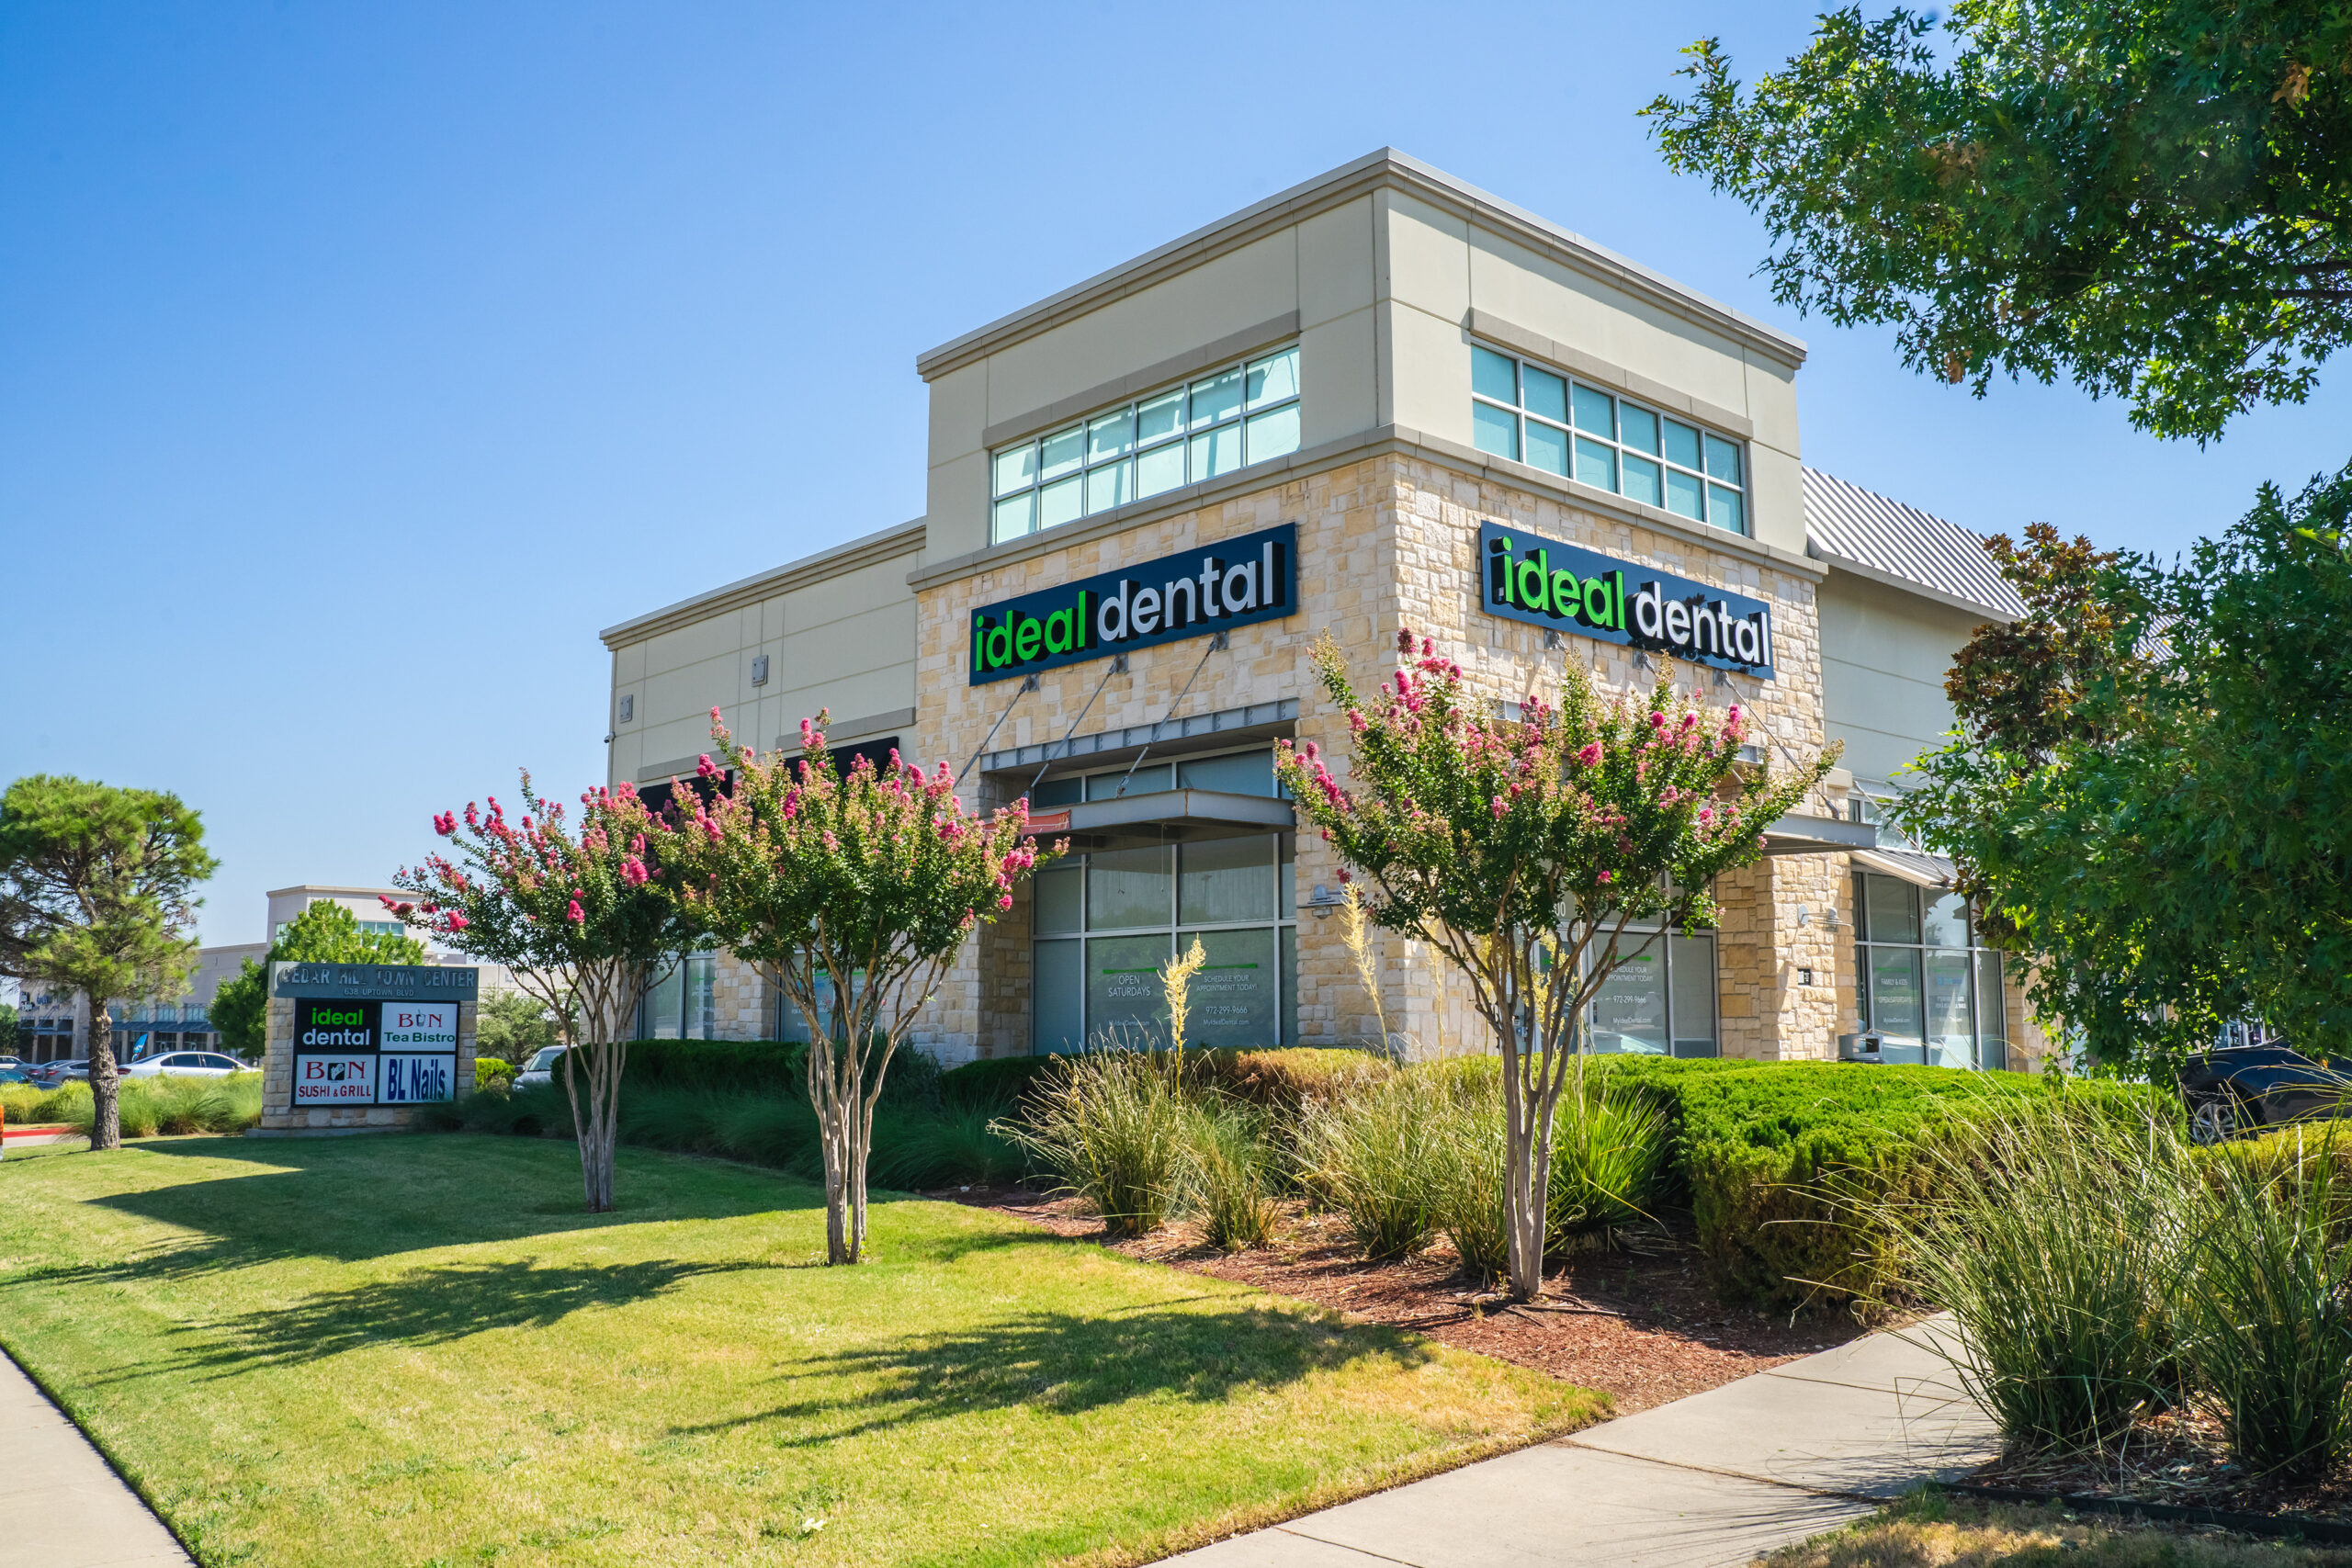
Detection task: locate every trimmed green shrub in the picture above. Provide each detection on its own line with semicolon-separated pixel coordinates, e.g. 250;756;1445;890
1201;1047;1394;1110
938;1055;1061;1113
619;1040;808;1095
474;1057;514;1093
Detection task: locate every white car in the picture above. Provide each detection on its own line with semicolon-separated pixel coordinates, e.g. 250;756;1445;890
121;1051;248;1079
514;1045;567;1089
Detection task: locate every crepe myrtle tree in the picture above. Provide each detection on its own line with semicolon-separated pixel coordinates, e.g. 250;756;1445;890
388;773;690;1213
1278;629;1835;1301
665;708;1060;1265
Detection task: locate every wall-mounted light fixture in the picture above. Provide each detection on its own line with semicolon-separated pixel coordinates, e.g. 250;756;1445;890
1306;884;1350;919
617;694;634;723
751;653;769;686
1797;906;1842;930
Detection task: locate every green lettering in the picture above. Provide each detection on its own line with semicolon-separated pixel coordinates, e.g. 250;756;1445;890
1553;570;1581;620
1608;570;1626;629
986;623;1012;669
1015;616;1043;660
1516;557;1549;615
1581;577;1608;628
1045;608;1073;654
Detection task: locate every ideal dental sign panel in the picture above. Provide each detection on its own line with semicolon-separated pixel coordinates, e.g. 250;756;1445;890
968;524;1295;684
1478;522;1777;679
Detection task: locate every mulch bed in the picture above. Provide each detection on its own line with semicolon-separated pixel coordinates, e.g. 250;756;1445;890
938;1187;1882;1414
1970;1405;2352;1529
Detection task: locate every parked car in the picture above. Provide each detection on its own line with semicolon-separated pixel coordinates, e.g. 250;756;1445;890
514;1045;567;1089
26;1060;83;1087
2180;1042;2352;1145
0;1065;30;1086
121;1051;248;1079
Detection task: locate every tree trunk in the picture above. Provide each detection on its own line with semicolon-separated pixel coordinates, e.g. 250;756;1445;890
562;1040;625;1213
87;1003;121;1153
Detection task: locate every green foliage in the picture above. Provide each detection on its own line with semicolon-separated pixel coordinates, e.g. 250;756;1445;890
0;1074;262;1139
212;905;429;1059
1645;2;2352;443
1295;1072;1446;1260
1882;1103;2196;1453
938;1055;1061;1112
1896;463;2352;1073
998;1052;1193;1236
1189;1101;1282;1252
619;1038;808;1095
666;710;1059;1264
1278;630;1833;1298
473;989;558;1062
472;1057;513;1093
0;773;216;1149
0;1000;17;1055
2180;1129;2352;1479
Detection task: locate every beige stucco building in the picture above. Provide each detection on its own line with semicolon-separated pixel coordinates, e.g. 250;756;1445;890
599;151;2041;1072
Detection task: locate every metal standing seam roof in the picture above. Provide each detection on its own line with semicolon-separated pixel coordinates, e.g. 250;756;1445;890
1803;468;2027;620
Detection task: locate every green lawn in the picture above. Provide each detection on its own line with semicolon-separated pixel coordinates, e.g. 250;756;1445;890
0;1134;1598;1567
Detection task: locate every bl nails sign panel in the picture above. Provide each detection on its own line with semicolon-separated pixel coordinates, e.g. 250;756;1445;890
968;524;1295;684
290;997;458;1110
1478;522;1777;679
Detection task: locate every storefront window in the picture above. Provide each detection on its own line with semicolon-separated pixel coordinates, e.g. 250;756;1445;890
1032;830;1297;1053
1585;925;1719;1057
637;953;719;1040
1471;341;1747;536
989;345;1302;544
1853;872;2009;1069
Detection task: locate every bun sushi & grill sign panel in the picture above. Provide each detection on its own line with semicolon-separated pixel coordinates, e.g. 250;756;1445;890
968;524;1295;684
272;962;471;1109
1478;522;1777;679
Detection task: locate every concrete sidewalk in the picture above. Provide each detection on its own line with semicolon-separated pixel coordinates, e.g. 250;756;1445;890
0;1348;193;1568
1164;1318;1995;1568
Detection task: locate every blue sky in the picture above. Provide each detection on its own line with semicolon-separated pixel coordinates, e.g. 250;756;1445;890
5;3;2346;947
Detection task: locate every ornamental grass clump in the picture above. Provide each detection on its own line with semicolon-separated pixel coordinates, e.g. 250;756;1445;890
2179;1130;2352;1482
1883;1104;2194;1456
1001;1053;1193;1237
1295;1071;1445;1259
1189;1101;1282;1251
1547;1081;1672;1250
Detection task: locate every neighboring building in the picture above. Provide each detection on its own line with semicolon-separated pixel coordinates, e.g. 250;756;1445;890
602;149;2045;1072
13;885;512;1064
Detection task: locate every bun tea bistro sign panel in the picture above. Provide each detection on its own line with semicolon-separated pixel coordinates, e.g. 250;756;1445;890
273;963;471;1113
1477;522;1777;680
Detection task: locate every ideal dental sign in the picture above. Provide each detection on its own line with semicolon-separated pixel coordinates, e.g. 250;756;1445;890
1478;522;1777;679
967;524;1295;684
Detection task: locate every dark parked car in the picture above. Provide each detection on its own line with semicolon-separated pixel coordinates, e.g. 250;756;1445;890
2179;1042;2352;1145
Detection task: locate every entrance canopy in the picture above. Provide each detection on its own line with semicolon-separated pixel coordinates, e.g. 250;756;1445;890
1023;788;1294;853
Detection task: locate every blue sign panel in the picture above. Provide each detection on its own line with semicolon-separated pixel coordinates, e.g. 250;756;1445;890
967;524;1296;685
1477;521;1777;679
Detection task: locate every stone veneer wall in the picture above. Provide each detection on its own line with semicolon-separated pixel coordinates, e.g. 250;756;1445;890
256;998;479;1133
910;450;1850;1064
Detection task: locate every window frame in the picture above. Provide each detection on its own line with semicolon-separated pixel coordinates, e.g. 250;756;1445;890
1850;870;2010;1070
989;344;1303;546
1469;340;1747;536
1030;826;1297;1054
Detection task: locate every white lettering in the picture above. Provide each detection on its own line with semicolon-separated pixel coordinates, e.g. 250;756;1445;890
1633;582;1664;638
1222;560;1258;612
1098;581;1131;642
1132;586;1162;636
1199;558;1223;616
1734;616;1762;664
1664;600;1692;643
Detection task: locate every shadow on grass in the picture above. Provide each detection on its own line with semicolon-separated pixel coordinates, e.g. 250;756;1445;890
680;1294;1441;1446
1;1134;828;1303
162;1255;773;1371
